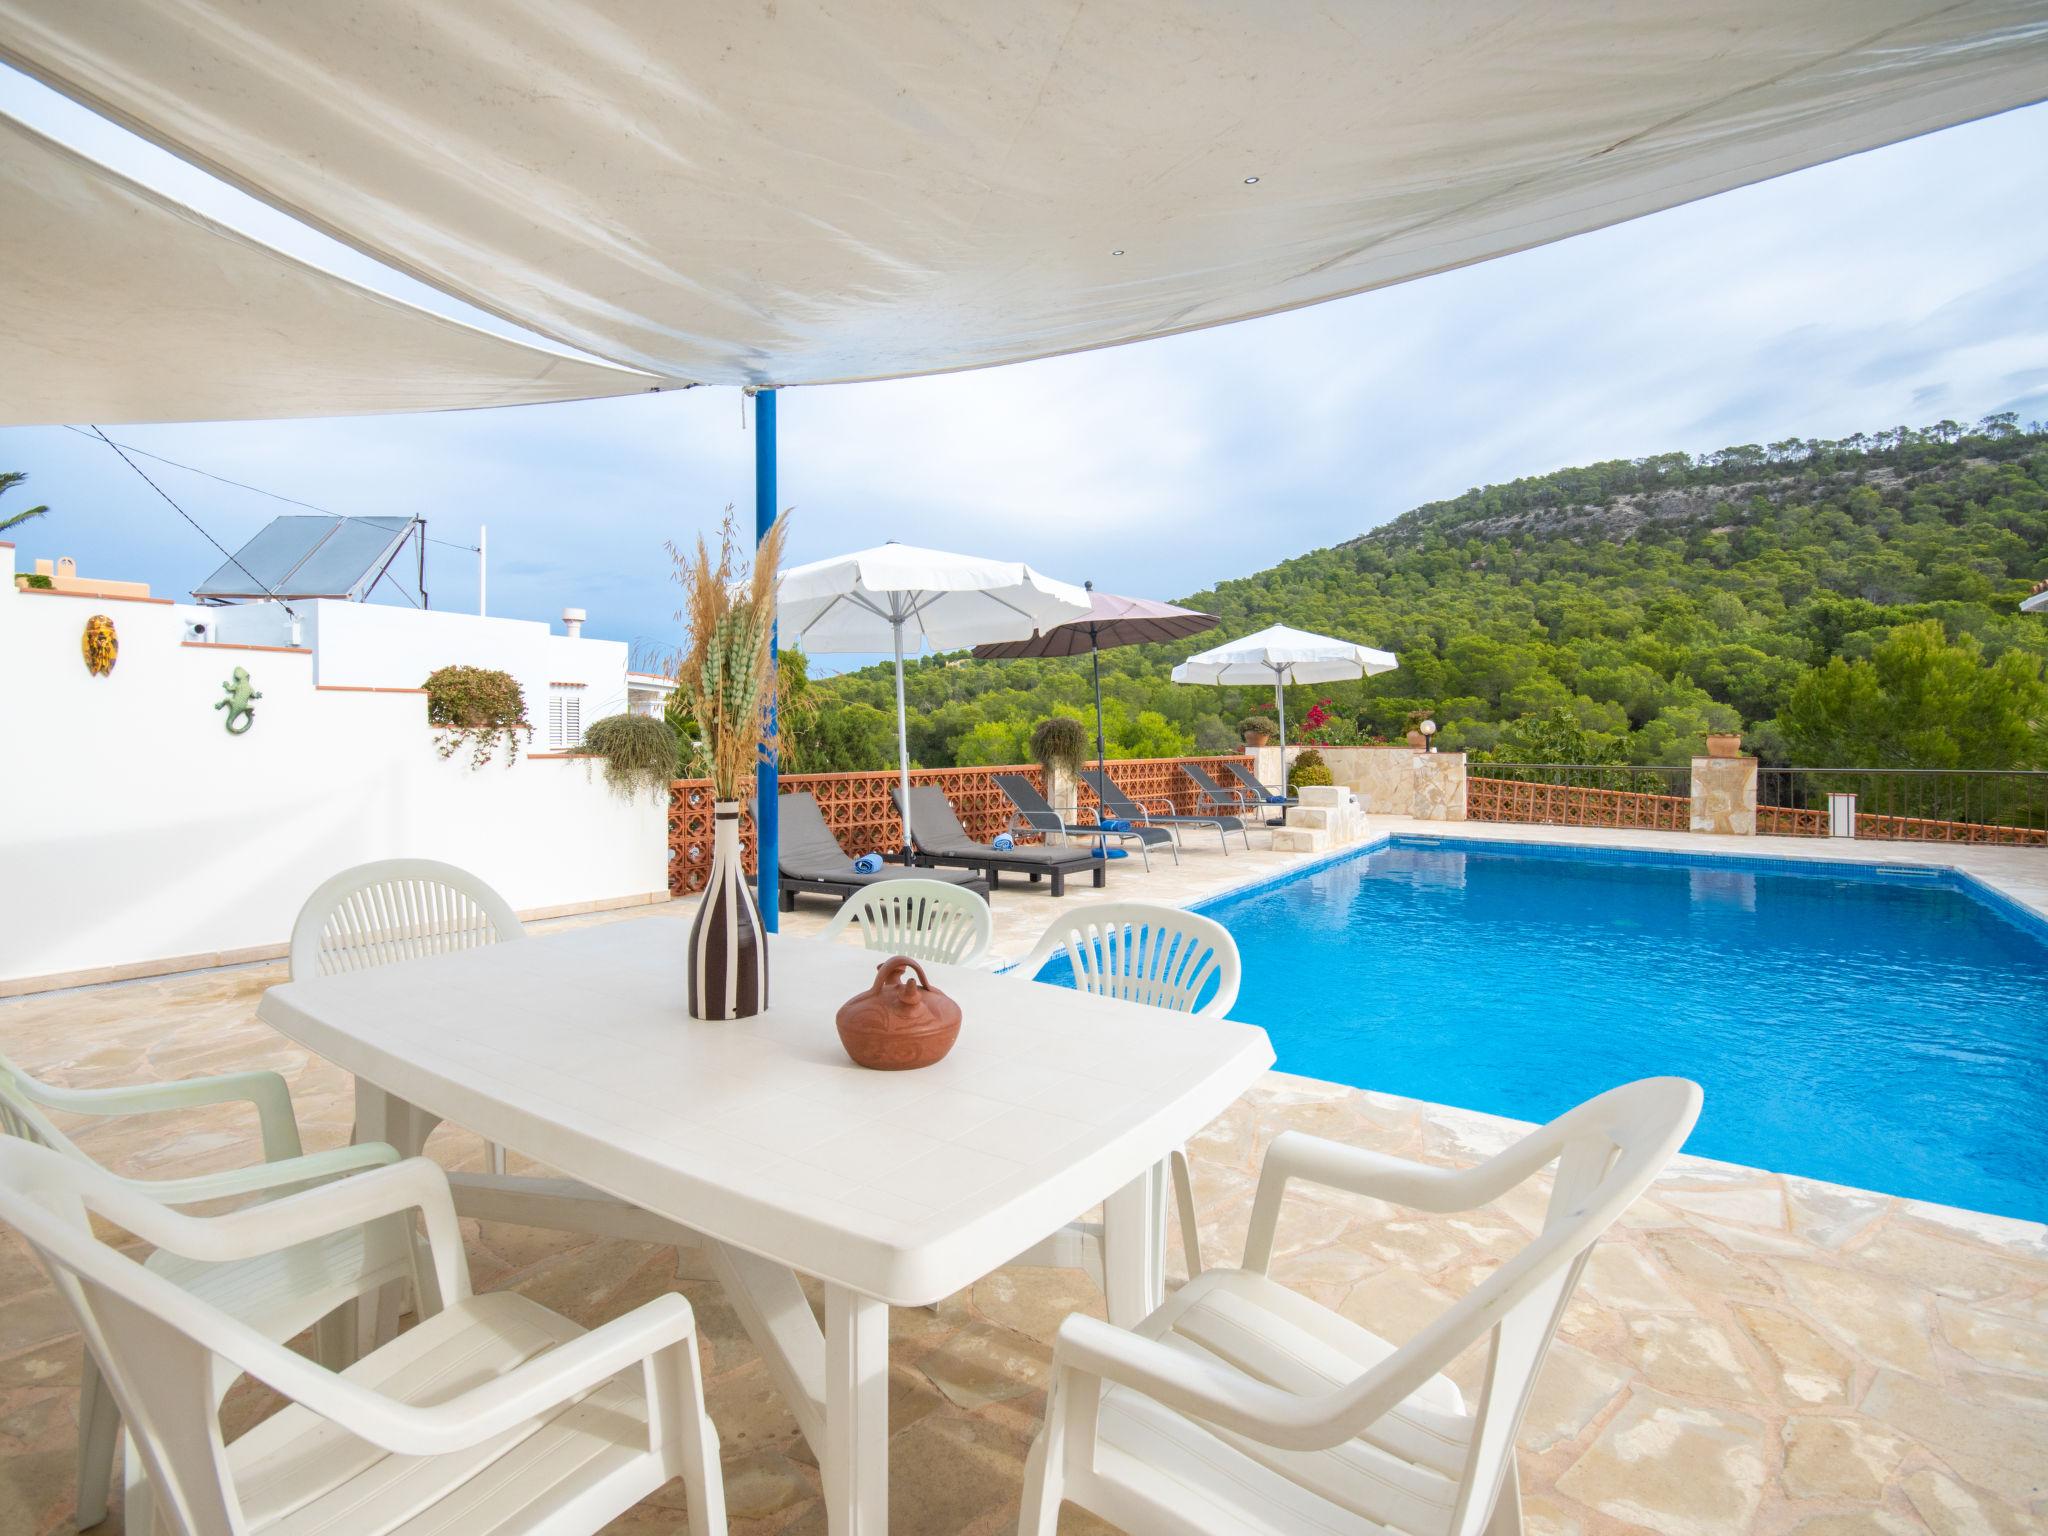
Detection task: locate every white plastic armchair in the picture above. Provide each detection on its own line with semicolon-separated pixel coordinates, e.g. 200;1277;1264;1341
1019;1077;1702;1536
1011;901;1240;1017
0;1140;727;1536
818;877;995;967
0;1052;408;1529
292;858;524;1175
1007;903;1241;1282
290;857;525;979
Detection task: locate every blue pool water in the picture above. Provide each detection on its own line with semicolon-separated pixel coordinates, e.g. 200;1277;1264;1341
1051;838;2048;1220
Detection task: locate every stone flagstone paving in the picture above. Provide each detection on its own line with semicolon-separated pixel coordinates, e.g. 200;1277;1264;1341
4;850;2047;1533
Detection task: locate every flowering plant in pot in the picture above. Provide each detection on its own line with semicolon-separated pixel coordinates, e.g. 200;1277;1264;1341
673;509;786;1020
1238;714;1278;747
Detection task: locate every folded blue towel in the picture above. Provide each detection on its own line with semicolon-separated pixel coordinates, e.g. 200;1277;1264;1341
991;832;1015;851
852;852;884;875
1099;817;1131;832
1267;794;1286;804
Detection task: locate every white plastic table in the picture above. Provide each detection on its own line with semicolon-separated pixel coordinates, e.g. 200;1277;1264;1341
259;921;1273;1535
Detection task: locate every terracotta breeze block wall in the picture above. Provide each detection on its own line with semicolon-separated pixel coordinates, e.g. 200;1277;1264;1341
1467;776;1692;832
668;756;1247;896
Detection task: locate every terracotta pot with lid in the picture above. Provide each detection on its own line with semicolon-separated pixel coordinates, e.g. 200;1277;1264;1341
835;955;963;1070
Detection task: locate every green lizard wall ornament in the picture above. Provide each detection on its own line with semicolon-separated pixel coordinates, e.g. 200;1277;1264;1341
216;667;261;735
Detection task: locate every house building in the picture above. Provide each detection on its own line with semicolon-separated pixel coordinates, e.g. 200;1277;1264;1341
0;537;667;993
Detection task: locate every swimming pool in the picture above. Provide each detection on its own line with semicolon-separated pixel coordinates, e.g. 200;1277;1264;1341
1051;836;2048;1221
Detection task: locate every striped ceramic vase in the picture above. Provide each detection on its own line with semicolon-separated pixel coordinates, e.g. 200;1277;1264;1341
687;801;768;1019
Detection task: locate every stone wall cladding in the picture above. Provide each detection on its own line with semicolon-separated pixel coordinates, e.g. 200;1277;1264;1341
1411;752;1468;820
1690;755;1758;835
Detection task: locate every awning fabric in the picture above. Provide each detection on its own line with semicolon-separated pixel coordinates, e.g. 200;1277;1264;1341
4;1;2044;396
0;110;659;425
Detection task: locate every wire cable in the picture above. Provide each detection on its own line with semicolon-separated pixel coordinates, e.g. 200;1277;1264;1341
85;426;297;618
59;424;481;553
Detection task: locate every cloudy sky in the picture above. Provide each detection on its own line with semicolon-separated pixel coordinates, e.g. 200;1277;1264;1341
3;64;2045;667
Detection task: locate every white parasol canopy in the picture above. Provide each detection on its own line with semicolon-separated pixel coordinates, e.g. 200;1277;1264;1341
2;1;2044;415
1172;624;1400;766
779;545;1090;849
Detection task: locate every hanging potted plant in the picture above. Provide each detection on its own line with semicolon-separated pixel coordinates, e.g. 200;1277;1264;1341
674;510;786;1020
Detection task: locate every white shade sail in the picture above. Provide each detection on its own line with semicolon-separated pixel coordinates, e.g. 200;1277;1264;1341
0;109;658;426
1172;625;1399;688
4;1;2044;396
779;545;1090;656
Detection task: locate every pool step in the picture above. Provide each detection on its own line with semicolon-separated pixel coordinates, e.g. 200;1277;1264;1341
1270;786;1370;853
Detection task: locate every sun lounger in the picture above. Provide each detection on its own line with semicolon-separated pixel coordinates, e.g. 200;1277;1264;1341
1181;763;1263;817
762;791;989;911
992;773;1176;871
1222;756;1297;822
893;785;1105;897
1080;768;1251;854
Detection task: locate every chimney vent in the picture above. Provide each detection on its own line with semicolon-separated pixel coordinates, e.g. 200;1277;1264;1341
562;606;586;639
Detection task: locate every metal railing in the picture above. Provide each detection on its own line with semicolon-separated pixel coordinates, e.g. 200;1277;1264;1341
1757;768;2048;844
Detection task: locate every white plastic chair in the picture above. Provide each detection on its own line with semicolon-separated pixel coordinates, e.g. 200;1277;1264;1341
818;877;995;967
0;1138;727;1536
0;1051;410;1530
1007;903;1241;1280
1019;1077;1703;1536
291;859;524;1175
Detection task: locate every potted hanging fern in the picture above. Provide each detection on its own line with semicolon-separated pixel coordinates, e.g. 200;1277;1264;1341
673;509;786;1020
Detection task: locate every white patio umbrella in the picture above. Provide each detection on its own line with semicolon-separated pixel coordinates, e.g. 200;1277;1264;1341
1171;623;1400;769
779;544;1090;850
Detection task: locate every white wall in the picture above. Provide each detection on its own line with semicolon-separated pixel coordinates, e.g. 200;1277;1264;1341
0;555;667;988
181;598;633;738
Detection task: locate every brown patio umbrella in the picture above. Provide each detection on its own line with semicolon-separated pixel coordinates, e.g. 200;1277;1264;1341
974;585;1219;829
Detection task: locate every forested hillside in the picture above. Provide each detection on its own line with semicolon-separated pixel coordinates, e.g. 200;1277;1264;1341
790;416;2048;773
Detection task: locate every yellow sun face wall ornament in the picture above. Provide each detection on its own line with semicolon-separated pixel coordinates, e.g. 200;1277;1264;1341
81;614;118;676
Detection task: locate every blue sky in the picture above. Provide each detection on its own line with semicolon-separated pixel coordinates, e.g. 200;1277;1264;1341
4;63;2045;670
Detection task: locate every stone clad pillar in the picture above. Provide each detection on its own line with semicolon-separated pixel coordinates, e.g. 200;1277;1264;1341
1410;752;1467;821
1251;745;1284;792
1690;755;1758;835
1045;762;1078;846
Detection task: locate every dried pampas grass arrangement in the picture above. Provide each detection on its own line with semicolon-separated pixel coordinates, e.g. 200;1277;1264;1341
670;508;787;801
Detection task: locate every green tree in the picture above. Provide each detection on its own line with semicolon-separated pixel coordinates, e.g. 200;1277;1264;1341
1775;620;2047;769
794;419;2048;772
0;471;49;534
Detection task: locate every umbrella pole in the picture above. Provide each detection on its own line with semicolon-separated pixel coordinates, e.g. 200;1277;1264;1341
892;614;914;859
1092;641;1107;789
1273;667;1289;821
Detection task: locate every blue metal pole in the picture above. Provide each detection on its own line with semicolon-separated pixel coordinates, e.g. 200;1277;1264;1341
754;388;780;932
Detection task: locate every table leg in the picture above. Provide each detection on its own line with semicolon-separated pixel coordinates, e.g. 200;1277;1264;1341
352;1080;445;1346
1102;1159;1168;1327
823;1284;889;1536
707;1241;824;1454
352;1079;443;1160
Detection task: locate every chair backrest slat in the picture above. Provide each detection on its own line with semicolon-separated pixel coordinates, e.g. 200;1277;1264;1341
1015;901;1241;1018
820;879;994;967
290;860;523;982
